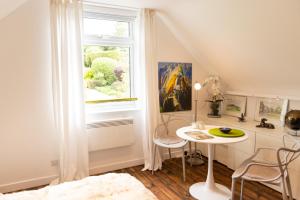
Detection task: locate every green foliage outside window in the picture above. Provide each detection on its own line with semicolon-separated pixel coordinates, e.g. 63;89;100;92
83;45;129;99
84;46;121;68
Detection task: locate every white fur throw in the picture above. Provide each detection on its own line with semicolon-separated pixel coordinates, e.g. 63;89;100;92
0;173;158;200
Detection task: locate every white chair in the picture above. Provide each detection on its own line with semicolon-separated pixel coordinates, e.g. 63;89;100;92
231;136;300;200
151;117;190;181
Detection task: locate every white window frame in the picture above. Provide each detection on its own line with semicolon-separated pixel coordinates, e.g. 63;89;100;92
82;4;138;108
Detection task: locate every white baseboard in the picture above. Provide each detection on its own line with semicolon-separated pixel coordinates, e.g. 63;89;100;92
0;175;58;194
0;158;145;194
89;158;144;175
0;146;205;194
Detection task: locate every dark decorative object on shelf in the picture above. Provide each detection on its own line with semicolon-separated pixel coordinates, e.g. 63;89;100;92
256;118;275;129
238;113;246;122
285;110;300;136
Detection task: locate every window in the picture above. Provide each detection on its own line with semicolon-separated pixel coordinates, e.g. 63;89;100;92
82;7;137;104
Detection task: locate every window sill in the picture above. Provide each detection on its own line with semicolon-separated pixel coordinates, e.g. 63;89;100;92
85;97;138;104
85;99;141;114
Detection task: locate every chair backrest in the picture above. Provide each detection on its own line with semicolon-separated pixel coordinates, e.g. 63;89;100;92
154;115;191;138
277;136;300;173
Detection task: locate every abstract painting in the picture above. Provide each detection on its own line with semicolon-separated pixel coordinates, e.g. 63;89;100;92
223;94;247;117
158;62;192;113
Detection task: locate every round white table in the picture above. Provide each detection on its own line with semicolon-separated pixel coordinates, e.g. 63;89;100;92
176;125;248;200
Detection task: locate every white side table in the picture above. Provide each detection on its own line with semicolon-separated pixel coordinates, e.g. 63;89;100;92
176;125;248;200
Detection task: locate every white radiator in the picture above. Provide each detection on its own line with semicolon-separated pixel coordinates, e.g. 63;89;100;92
87;118;135;152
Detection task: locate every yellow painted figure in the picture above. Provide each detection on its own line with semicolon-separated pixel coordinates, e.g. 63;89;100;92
159;63;192;112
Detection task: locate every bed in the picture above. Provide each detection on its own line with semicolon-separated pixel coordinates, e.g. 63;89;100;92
0;173;158;200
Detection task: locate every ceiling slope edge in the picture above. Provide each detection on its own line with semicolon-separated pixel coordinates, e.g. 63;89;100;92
0;0;28;22
155;11;218;77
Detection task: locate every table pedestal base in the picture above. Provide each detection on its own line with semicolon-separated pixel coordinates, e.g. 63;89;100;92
189;182;231;200
187;157;204;165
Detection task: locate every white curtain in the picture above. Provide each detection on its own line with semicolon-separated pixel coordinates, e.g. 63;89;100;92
50;0;89;182
139;9;162;171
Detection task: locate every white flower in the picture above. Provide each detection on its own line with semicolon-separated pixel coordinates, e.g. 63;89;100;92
202;75;223;101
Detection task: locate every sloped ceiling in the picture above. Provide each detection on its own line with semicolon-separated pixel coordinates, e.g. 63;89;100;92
2;0;300;96
93;0;300;96
164;0;300;96
0;0;28;20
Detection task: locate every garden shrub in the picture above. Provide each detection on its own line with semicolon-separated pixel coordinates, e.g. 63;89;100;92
84;57;117;88
84;46;121;68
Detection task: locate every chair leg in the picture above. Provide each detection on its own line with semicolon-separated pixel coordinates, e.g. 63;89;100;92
168;148;172;159
281;176;288;200
189;142;192;166
182;147;186;182
285;174;293;200
240;179;244;200
152;144;157;175
231;178;237;200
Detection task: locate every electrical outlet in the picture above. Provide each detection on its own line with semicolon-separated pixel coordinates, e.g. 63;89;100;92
51;160;59;166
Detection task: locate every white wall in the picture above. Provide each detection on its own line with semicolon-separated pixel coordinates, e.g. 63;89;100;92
0;0;58;192
154;13;210;117
0;0;208;192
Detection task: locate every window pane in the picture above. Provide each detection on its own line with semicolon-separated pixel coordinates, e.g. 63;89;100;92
83;18;129;38
83;45;131;102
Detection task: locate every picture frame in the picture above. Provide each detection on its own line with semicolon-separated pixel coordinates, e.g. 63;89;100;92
222;94;247;117
255;97;289;126
158;62;192;113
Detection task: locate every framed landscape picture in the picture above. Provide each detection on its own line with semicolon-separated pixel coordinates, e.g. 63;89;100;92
255;97;289;125
222;94;247;117
158;62;192;113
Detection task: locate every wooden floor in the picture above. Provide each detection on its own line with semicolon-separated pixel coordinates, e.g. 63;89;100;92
115;157;283;200
11;157;283;199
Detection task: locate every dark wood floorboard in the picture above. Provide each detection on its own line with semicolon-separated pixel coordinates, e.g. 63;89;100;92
8;157;283;200
117;157;283;200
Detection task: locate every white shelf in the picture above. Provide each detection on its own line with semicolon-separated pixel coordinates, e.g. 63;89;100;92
205;115;283;133
201;115;300;200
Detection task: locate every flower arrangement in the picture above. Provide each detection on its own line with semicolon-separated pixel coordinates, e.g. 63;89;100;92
203;75;224;117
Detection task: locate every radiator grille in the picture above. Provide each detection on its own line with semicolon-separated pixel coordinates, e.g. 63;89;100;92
86;119;134;129
86;118;135;151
